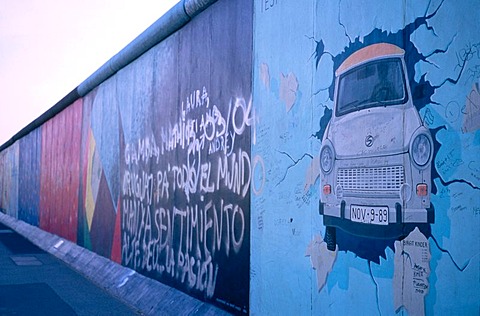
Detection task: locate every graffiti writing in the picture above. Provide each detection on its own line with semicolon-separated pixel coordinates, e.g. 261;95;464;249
121;87;252;300
121;198;245;297
159;89;256;156
261;0;280;13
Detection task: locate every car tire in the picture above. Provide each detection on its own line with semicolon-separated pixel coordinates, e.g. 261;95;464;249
325;226;336;251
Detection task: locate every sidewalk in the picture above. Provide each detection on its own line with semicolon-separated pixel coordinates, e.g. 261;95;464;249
0;214;230;316
0;222;139;316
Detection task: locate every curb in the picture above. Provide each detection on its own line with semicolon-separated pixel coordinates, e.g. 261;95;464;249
0;213;230;316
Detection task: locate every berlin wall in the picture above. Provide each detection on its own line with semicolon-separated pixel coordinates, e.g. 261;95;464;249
0;1;252;313
251;0;479;315
0;0;478;314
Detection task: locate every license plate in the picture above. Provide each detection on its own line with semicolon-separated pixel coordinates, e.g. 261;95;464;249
350;205;389;225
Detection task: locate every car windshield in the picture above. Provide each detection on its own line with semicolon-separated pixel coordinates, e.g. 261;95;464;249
336;58;407;116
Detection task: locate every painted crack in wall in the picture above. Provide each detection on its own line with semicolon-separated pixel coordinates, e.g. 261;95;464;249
367;260;381;315
275;151;314;187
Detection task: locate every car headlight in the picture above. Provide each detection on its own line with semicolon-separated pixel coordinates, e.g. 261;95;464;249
320;141;335;174
411;132;432;168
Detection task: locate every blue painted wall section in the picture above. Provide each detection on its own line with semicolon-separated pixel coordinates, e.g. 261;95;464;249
252;0;479;315
18;128;41;226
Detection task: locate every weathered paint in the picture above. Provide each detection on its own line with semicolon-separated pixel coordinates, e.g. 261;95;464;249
116;1;252;311
77;89;95;249
39;99;83;242
90;171;117;258
251;2;316;314
18;128;41;225
0;143;19;218
23;0;251;313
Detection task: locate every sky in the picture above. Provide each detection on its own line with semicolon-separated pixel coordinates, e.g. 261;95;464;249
0;0;178;145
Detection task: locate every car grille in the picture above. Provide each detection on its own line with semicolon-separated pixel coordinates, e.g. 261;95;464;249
337;165;404;197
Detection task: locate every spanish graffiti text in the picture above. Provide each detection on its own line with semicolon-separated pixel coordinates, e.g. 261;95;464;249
121;87;252;299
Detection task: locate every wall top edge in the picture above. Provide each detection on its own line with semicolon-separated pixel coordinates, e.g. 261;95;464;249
0;0;218;153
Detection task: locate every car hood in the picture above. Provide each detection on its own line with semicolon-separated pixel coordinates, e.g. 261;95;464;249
326;106;421;159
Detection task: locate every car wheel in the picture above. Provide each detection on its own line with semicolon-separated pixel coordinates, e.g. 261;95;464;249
325;226;336;251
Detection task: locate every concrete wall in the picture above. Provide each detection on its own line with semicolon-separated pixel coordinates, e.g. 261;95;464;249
0;1;251;313
0;0;479;315
0;142;18;219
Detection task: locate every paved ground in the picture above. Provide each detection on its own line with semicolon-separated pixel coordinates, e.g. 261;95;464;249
0;222;139;316
0;213;231;316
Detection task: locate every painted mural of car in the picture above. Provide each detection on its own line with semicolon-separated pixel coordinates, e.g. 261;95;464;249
319;43;434;251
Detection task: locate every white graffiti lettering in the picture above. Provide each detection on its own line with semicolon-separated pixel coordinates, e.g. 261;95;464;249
121;197;245;297
121;87;252;298
125;134;160;166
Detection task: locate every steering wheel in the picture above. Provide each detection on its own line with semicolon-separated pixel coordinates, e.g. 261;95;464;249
372;86;391;101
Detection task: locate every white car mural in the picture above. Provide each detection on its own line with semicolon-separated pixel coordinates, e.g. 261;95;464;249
319;43;435;251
